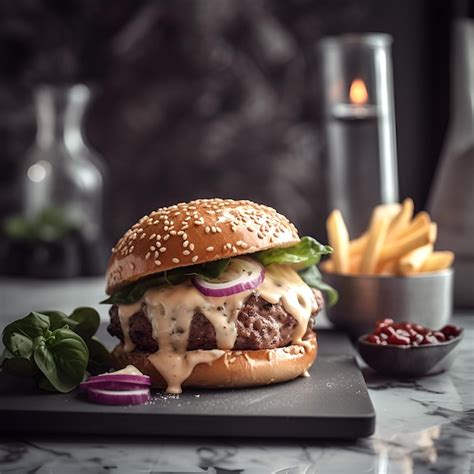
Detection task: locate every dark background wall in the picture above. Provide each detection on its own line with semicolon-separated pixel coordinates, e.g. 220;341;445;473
0;0;454;244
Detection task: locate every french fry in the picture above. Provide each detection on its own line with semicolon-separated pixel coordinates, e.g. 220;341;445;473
359;208;392;274
350;204;399;257
419;251;455;272
377;258;398;275
397;244;433;275
387;198;414;240
320;259;333;273
392;211;431;241
380;222;437;263
320;256;361;274
326;210;350;273
349;233;368;256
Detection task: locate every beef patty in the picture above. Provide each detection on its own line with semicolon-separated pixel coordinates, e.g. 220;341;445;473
108;289;324;352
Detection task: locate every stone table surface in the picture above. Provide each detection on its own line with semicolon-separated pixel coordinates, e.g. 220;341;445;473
0;278;473;474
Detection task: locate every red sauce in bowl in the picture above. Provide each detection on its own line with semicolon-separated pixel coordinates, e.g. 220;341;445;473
365;319;462;346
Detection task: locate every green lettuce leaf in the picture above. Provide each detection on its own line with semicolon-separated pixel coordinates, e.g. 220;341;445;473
101;259;231;305
298;265;339;307
255;236;332;268
255;236;337;307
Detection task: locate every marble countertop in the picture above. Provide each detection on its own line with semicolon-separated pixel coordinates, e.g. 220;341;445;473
0;279;473;473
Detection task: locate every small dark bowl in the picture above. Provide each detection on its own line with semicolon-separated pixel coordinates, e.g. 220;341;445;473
357;330;464;377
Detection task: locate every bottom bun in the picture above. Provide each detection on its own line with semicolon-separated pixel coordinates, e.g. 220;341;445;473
112;333;317;390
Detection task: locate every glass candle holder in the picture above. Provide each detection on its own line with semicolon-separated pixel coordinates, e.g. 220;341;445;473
319;34;399;236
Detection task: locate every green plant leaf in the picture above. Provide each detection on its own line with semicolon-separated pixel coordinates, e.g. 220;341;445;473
38;376;57;392
298;265;339;307
68;307;100;338
2;356;39;377
40;311;72;331
2;312;50;356
85;337;113;375
102;258;231;305
33;327;88;393
255;236;332;269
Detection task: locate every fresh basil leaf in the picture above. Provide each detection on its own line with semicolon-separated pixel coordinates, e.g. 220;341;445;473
2;312;50;356
33;327;88;393
298;265;339;307
68;307;100;339
40;311;72;331
255;236;332;269
102;258;231;305
85;337;113;375
2;356;39;377
0;348;13;366
38;376;57;392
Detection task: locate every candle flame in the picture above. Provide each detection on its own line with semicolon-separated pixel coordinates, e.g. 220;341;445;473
349;78;368;105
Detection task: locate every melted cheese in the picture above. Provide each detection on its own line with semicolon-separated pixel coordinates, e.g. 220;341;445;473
116;264;317;393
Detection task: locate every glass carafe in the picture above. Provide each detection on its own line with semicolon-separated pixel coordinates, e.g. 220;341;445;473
1;84;107;278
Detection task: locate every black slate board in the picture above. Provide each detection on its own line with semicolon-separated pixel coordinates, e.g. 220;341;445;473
0;330;375;439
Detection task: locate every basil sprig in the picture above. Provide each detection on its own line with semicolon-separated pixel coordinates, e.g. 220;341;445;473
102;258;230;305
1;308;112;393
255;236;338;306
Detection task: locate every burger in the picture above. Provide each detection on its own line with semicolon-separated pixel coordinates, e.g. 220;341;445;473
104;198;335;393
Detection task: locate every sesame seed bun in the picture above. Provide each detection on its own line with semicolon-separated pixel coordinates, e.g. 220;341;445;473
111;333;317;390
106;198;300;294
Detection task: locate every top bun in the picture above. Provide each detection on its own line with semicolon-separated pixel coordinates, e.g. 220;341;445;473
106;198;300;294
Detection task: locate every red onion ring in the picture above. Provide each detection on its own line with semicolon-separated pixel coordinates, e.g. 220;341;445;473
192;257;265;297
80;380;150;392
86;373;151;386
84;387;151;405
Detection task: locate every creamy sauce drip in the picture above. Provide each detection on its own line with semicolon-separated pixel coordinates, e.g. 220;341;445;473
116;264;317;393
118;301;143;352
258;264;318;344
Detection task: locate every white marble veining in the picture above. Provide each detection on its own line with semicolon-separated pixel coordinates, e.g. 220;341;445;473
0;279;472;473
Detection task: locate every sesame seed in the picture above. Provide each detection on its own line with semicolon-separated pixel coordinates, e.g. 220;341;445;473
129;245;135;252
140;233;146;240
189;243;195;251
156;241;161;248
211;226;217;233
226;243;232;249
178;231;184;236
164;234;170;241
183;250;190;256
164;226;169;231
182;233;187;240
155;251;159;258
216;227;222;233
205;226;211;234
183;240;189;248
150;246;156;251
247;227;254;232
170;230;177;235
206;246;214;252
145;252;151;260
149;234;156;240
192;255;199;262
172;258;180;263
159;247;166;253
156;235;162;240
153;220;159;225
232;246;238;253
154;260;161;266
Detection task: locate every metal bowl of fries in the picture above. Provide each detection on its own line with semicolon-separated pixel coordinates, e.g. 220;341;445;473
321;269;453;338
321;199;455;338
